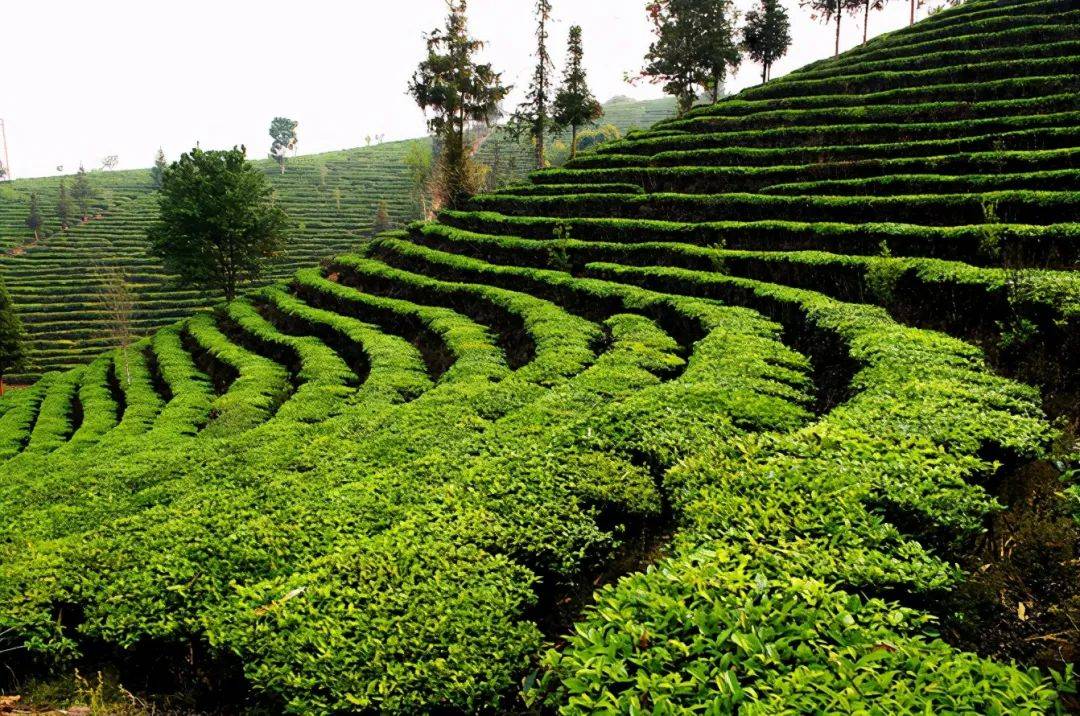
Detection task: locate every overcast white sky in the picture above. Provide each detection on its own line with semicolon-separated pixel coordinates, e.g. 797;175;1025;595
3;0;932;179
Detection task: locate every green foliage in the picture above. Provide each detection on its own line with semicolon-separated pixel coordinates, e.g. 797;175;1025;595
150;147;167;189
269;117;299;174
71;165;94;220
408;0;510;209
55;179;72;229
24;191;43;238
641;0;742;113
505;0;554;170
148;146;288;301
741;0;792;83
552;26;603;160
0;278;28;388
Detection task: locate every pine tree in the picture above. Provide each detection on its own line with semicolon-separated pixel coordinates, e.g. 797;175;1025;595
25;192;43;240
57;179;73;230
742;0;792;84
409;0;510;209
507;0;554;170
151;148;168;189
553;26;603;160
0;278;27;396
71;164;94;221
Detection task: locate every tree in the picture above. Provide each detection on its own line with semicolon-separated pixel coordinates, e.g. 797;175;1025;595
640;0;741;115
801;0;862;57
0;161;7;180
151;148;167;189
57;179;72;230
101;155;119;171
0;278;27;397
506;0;555;170
409;0;510;209
553;26;604;160
269;117;299;174
148;146;287;302
741;0;791;84
373;199;393;234
404;140;435;218
98;265;135;384
25;192;43;240
860;0;889;42
72;164;94;221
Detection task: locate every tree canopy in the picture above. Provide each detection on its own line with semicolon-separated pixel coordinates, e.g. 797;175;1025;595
71;165;94;220
553;25;603;159
151;148;167;189
269;117;299;174
0;278;27;394
408;0;510;209
801;0;863;57
148;146;287;302
742;0;792;84
641;0;742;114
506;0;554;170
25;192;43;240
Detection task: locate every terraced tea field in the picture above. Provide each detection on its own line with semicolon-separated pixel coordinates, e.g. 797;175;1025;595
0;0;1077;713
0;97;677;382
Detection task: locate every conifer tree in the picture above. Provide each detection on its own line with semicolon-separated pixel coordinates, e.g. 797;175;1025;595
71;164;94;221
742;0;792;83
553;26;603;159
25;192;43;240
56;179;73;230
507;0;554;170
409;0;510;209
0;278;27;396
151;148;167;189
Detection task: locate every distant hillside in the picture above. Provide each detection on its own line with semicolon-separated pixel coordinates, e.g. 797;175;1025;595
0;96;677;380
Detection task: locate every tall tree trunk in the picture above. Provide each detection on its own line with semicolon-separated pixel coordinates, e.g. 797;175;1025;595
570;125;579;160
864;0;870;43
910;0;916;24
762;63;767;85
536;128;545;170
835;11;842;57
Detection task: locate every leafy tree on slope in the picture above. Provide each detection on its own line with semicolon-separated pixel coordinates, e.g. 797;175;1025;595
0;278;27;396
269;117;299;175
409;0;510;210
861;0;890;43
57;179;73;230
507;0;555;170
641;0;742;115
553;26;604;160
742;0;792;84
374;199;393;234
25;192;43;240
71;164;94;221
148;146;287;302
802;0;863;57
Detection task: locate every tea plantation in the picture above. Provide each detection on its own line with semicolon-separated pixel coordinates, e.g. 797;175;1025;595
0;0;1077;712
0;96;677;383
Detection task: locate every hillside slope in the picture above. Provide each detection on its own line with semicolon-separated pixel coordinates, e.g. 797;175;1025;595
0;97;676;381
0;2;1077;713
